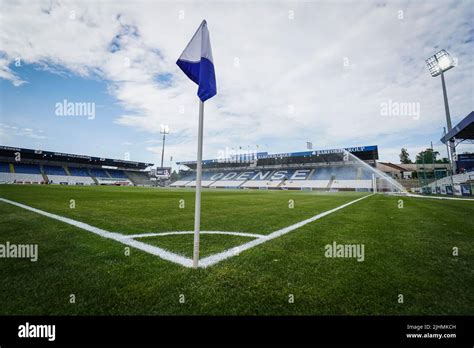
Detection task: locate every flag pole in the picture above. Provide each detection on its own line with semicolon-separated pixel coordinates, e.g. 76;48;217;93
193;100;204;268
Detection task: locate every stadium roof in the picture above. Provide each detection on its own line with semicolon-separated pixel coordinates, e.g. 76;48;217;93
378;162;407;171
440;111;474;143
0;146;153;169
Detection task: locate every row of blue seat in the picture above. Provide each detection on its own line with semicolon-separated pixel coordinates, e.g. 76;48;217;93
9;163;41;174
180;166;374;181
0;162;128;178
43;165;66;175
310;166;372;180
107;169;128;179
69;167;90;176
0;162;11;173
90;169;109;178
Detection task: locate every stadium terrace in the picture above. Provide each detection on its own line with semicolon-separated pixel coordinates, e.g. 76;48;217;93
0;146;154;186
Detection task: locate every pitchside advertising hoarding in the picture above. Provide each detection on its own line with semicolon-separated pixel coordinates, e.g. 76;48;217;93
434;184;472;196
461;184;472;196
255;145;378;159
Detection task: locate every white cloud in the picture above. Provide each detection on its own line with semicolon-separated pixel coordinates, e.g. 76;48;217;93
0;57;26;86
0;122;47;139
0;0;473;163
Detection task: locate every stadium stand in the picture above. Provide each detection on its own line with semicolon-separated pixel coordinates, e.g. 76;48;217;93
106;169;128;178
125;170;153;186
174;147;380;191
42;164;71;184
423;170;474;196
69;167;90;176
44;166;94;185
170;171;197;187
43;165;66;175
0;162;45;184
0;172;45;184
0;146;153;186
14;163;42;174
89;168;109;178
87;168;131;185
0;162;10;172
414;111;474;196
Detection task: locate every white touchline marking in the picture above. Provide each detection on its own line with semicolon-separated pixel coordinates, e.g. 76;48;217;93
0;194;373;268
127;231;265;239
406;193;474;201
0;197;193;268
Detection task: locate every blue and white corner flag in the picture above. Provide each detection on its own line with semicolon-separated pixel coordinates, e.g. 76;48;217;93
177;20;217;102
177;20;217;268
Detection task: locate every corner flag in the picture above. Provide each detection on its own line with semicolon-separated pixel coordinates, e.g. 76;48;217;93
177;20;217;102
176;20;217;268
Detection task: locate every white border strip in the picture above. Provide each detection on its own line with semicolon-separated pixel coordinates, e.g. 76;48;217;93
406;193;474;201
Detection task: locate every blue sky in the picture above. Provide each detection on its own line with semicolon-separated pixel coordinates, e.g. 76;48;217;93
0;0;473;169
0;64;163;164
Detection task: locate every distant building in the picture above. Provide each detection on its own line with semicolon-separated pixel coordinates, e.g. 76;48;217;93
376;162;450;179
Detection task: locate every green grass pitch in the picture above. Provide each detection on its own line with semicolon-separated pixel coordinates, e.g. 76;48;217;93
0;184;472;315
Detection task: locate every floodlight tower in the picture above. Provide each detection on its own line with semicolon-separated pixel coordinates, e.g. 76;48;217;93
160;124;170;169
425;49;457;173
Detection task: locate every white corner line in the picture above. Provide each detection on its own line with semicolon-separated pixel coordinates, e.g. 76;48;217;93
0;197;194;268
198;194;374;268
406;193;474;201
126;231;266;239
0;193;373;269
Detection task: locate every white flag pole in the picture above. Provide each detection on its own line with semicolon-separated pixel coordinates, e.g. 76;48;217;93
193;100;205;268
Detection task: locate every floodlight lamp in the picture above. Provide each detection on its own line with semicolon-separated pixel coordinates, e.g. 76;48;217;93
425;49;454;77
160;124;170;134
